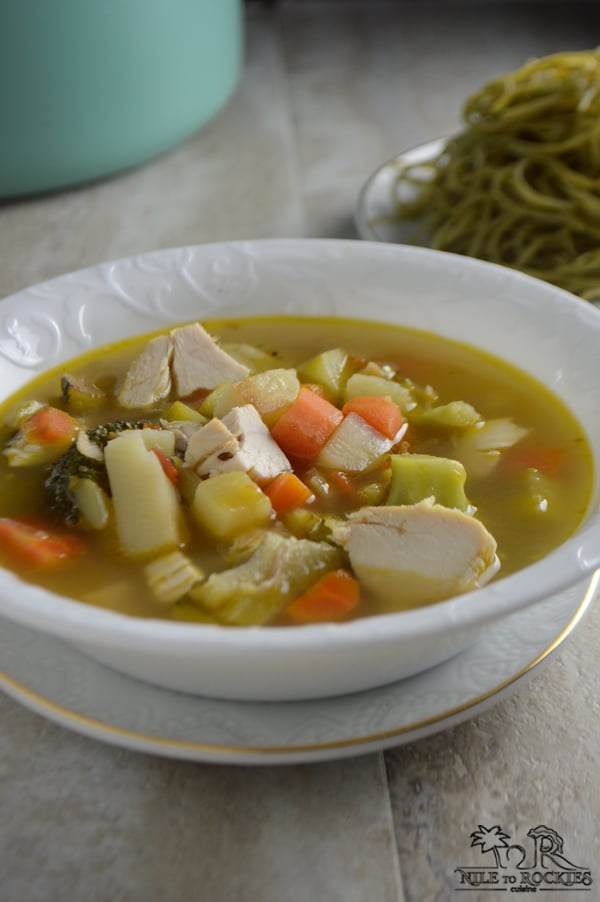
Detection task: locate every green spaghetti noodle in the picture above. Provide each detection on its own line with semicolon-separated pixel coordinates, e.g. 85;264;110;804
392;50;600;301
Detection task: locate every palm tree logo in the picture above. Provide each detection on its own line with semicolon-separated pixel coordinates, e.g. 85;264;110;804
470;825;511;868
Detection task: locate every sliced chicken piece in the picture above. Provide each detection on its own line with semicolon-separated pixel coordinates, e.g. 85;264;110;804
221;404;292;484
184;417;239;471
116;334;172;409
170;322;250;398
159;419;205;454
329;499;499;608
185;405;292;484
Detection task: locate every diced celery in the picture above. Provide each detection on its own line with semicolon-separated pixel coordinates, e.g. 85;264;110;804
191;471;273;540
409;400;481;430
199;382;245;419
177;464;202;506
387;453;470;511
356;469;392;506
163;401;207;424
283;508;328;540
344;373;415;413
72;478;111;530
317;412;394;472
297;348;353;402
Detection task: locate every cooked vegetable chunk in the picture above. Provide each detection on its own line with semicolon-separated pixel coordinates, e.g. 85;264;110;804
190;532;343;624
72;478;111;530
270;386;343;460
163;401;207;424
104;430;187;557
329;501;499;608
345;373;415;413
297;348;353;402
387;454;471;511
61;374;106;412
264;472;315;515
342;395;405;440
191;471;273;540
0;517;86;568
285;569;360;623
4;406;78;467
235;368;300;422
409;400;481;430
316;412;403;472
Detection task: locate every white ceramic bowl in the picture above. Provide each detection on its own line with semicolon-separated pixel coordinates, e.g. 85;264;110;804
0;239;599;701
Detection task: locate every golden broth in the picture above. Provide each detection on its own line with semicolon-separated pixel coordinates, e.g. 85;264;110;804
0;316;594;623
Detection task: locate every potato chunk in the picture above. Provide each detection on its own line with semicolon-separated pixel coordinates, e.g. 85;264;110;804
104;430;186;557
191;471;273;540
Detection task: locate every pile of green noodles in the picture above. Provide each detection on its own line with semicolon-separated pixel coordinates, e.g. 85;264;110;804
392;50;600;301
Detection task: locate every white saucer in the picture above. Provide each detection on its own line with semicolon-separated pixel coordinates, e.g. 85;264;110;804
355;137;446;244
0;573;597;765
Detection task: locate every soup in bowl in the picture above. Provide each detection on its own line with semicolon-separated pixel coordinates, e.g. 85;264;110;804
0;239;598;700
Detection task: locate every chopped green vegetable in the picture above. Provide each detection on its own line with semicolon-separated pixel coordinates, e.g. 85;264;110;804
344;373;415;413
409;400;481;430
297;348;353;402
72;478;111;530
387;453;471;511
163;401;207;424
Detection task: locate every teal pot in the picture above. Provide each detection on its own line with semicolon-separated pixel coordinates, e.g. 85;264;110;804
0;0;243;198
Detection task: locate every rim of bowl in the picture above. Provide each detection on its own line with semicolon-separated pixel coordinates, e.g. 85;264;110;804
0;238;598;653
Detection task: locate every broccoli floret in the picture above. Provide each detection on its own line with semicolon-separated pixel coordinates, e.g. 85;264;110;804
44;420;152;525
45;446;106;525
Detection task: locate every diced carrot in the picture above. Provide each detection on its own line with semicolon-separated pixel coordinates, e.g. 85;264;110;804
501;445;565;476
342;395;405;440
24;406;78;447
327;469;358;499
0;517;86;568
271;386;343;460
285;569;360;623
263;472;315;515
151;448;180;487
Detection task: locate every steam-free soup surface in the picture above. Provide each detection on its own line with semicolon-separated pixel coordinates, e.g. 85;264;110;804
0;316;593;625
